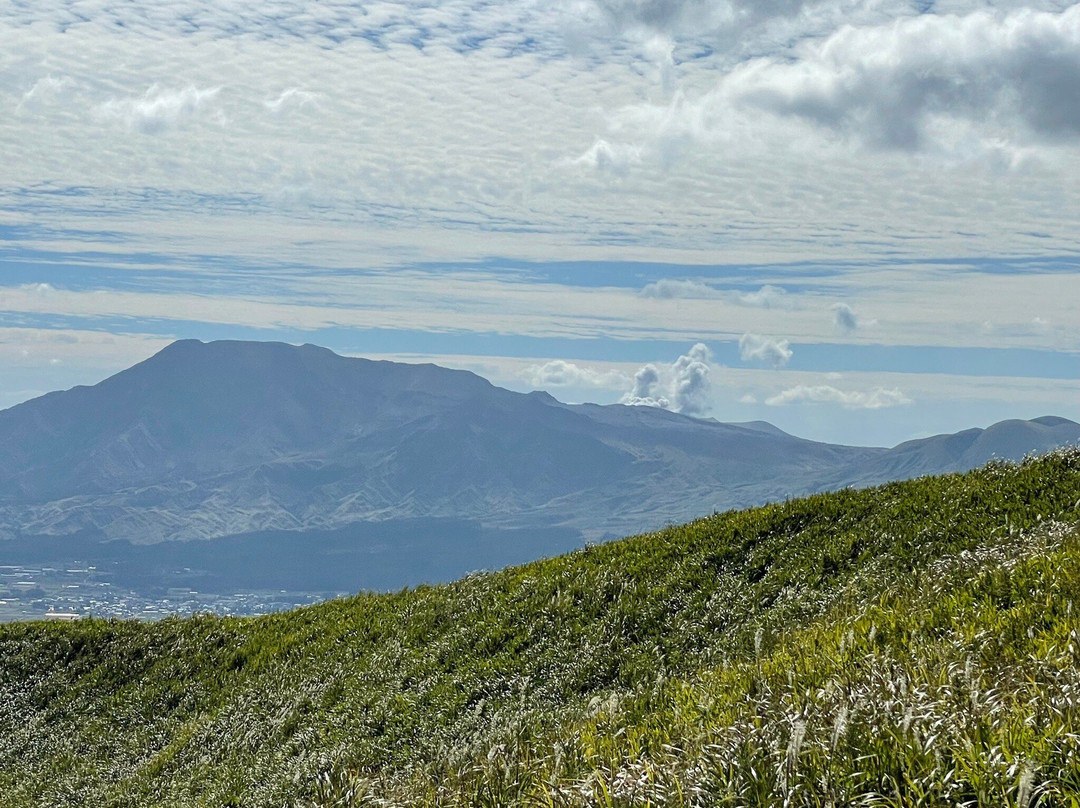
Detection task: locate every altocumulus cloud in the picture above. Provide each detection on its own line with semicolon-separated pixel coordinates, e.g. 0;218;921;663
574;0;820;48
621;343;712;415
766;384;912;409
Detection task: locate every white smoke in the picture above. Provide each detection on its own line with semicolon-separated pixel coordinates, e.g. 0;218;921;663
671;342;712;414
620;343;712;415
621;363;671;409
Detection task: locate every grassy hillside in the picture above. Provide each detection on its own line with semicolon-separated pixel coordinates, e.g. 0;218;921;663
2;451;1080;806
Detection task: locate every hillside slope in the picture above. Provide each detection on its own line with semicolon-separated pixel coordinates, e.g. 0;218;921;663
1;451;1079;806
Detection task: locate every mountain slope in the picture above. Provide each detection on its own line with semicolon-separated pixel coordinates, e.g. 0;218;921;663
0;340;497;503
835;413;1080;486
0;340;881;544
2;340;1077;554
1;451;1078;806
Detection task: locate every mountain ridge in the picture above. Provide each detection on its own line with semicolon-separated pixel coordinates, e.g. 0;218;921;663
0;340;1077;556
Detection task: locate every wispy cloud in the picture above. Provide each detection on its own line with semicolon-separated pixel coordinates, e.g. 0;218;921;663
97;85;223;134
569;139;643;175
639;281;795;308
263;88;319;114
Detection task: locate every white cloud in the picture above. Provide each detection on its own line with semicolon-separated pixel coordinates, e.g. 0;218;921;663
0;327;172;394
27;283;56;298
581;0;715;35
639;278;717;298
638;281;794;307
620;342;712;414
832;302;858;333
522;359;627;387
97;85;222;133
5;0;1080;278
358;353;1080;448
739;332;792;367
719;5;1080;150
737;284;791;308
765;384;912;409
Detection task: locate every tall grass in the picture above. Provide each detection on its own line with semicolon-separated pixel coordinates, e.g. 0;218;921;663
2;451;1079;806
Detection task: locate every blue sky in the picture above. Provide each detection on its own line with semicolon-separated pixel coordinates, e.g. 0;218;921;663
2;0;1079;446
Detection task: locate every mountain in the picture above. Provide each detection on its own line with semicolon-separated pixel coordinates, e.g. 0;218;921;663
828;414;1080;486
0;339;867;543
0;339;1077;591
2;451;1078;806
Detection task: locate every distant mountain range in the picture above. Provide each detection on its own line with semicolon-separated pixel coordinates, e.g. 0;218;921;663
1;340;1077;591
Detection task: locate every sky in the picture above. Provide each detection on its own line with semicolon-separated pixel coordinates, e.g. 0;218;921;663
1;0;1079;447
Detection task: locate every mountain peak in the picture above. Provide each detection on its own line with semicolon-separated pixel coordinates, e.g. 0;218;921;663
1031;415;1079;428
0;340;499;505
148;338;339;365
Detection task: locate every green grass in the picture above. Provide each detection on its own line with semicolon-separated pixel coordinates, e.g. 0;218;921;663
2;451;1080;806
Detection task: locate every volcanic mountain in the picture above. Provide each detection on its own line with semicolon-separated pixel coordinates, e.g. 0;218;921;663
0;339;1076;588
